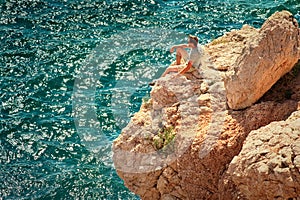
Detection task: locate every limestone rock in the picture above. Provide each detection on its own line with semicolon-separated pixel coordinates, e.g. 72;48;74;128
113;11;300;200
227;110;300;199
113;70;205;199
208;11;300;110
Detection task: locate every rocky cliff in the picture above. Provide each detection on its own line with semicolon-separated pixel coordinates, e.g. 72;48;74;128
113;11;300;199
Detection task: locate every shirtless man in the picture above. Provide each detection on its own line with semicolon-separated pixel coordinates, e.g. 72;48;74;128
161;35;203;77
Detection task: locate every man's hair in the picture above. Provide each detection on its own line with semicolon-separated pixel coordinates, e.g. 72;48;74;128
188;35;198;45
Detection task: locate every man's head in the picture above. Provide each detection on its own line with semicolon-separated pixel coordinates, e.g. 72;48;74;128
188;35;198;47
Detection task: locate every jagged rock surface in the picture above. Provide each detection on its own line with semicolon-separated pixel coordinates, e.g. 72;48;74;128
113;11;300;200
227;110;300;199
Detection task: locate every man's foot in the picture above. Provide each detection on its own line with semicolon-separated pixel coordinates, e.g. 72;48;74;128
148;80;156;86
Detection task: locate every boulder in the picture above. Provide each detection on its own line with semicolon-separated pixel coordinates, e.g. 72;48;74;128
223;11;300;109
227;110;300;199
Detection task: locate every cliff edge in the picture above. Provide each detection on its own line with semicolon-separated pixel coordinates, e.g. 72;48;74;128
113;11;300;199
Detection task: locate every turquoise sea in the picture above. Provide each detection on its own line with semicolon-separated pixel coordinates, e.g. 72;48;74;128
1;0;299;199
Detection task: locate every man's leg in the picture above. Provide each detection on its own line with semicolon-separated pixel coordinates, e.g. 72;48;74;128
150;66;177;86
161;66;179;77
176;47;189;65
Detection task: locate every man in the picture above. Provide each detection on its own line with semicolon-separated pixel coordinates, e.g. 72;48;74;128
161;35;203;77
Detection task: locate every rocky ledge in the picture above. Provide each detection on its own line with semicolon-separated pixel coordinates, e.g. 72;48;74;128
113;11;300;199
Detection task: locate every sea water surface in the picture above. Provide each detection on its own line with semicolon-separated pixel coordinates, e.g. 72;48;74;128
1;0;299;199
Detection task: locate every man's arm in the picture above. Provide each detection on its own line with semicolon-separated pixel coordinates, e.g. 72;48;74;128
170;44;190;53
